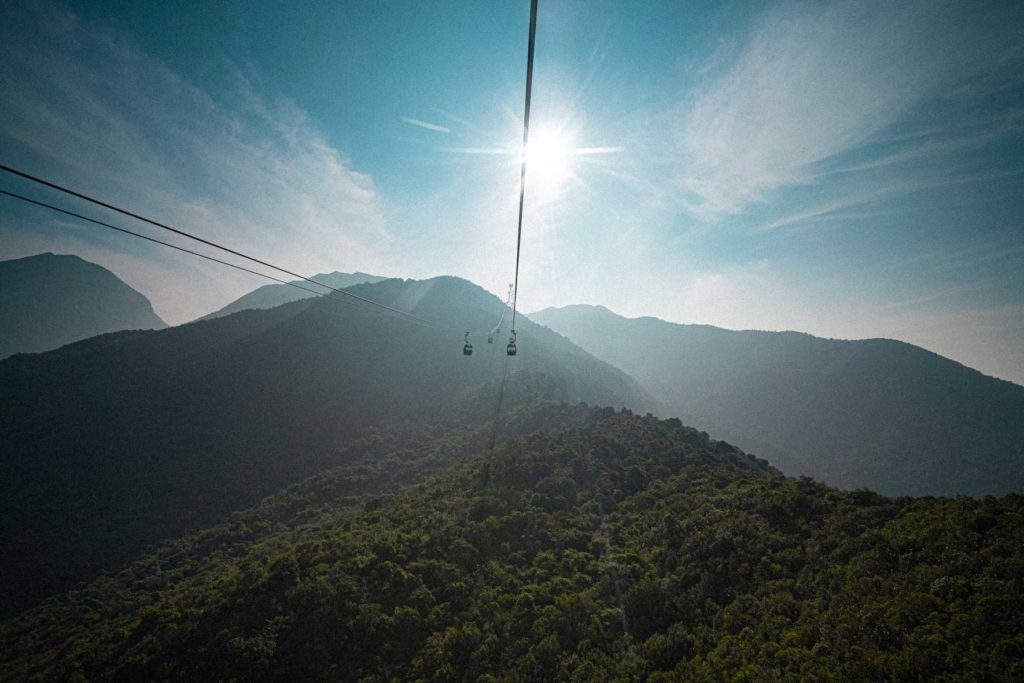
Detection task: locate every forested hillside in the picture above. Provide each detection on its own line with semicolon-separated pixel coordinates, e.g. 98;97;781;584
0;253;166;358
0;277;654;615
532;304;1024;497
3;405;1022;681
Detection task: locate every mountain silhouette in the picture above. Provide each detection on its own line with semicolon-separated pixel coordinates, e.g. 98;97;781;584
198;270;388;321
531;304;1024;497
0;253;166;358
0;277;655;614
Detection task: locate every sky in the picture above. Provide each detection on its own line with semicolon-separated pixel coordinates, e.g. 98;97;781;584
1;0;1022;385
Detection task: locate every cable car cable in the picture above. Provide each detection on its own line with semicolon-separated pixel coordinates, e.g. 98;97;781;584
2;0;540;347
0;190;319;295
509;0;538;342
3;187;517;443
488;283;514;337
0;189;441;329
0;163;448;332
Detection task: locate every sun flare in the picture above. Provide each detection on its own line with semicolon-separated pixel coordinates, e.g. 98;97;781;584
524;127;575;198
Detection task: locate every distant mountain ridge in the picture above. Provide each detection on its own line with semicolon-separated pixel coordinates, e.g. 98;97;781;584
531;304;1024;496
0;253;166;358
0;276;655;614
198;270;388;321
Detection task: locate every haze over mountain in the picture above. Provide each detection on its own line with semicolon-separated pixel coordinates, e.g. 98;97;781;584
531;305;1024;497
0;276;654;615
0;253;166;359
198;271;388;321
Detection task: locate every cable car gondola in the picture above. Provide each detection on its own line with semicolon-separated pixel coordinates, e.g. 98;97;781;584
463;331;473;356
506;331;517;356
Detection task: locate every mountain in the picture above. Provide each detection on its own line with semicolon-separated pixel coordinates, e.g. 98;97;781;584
530;304;1024;497
3;405;1022;680
198;270;388;321
0;253;166;358
0;277;655;615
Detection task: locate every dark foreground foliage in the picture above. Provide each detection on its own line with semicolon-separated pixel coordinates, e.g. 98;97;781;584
3;405;1023;681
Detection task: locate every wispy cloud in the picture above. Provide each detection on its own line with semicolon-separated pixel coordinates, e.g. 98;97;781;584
399;116;450;134
0;5;391;322
676;0;1024;221
755;187;899;232
437;146;511;155
575;146;624;155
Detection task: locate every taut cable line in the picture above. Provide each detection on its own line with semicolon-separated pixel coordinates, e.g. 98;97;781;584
0;163;447;331
1;190;314;295
0;189;449;330
509;0;539;341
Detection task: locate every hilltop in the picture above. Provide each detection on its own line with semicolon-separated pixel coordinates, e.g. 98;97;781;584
0;253;166;358
197;271;388;321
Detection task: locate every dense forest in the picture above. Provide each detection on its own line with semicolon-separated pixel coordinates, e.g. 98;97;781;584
4;404;1022;681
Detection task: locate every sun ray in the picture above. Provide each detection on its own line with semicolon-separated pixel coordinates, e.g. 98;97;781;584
439;117;622;203
524;126;576;199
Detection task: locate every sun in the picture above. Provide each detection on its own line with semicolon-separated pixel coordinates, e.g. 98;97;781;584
524;126;575;199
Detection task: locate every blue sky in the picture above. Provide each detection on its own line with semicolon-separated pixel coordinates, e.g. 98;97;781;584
1;0;1022;384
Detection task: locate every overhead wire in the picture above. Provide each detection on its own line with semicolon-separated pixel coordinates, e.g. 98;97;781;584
488;283;514;336
0;189;441;330
485;0;540;454
1;190;317;296
5;183;525;452
509;0;539;339
0;163;450;332
1;0;540;347
3;0;544;461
